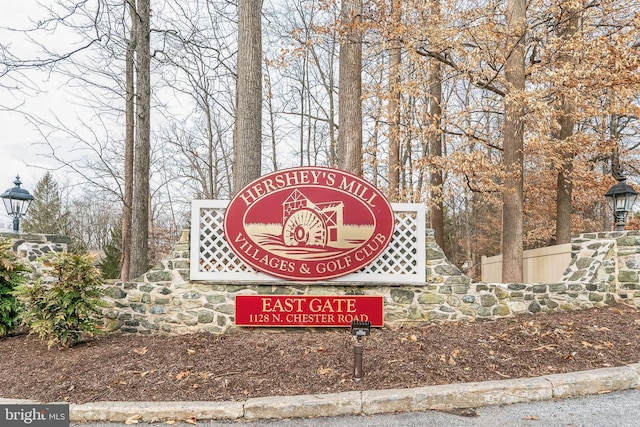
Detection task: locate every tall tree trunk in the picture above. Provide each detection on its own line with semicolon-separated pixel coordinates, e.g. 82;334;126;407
554;1;580;244
501;0;526;283
328;40;338;168
429;60;445;249
265;65;278;171
120;0;136;282
299;51;307;166
233;0;263;192
428;0;445;249
130;0;151;280
337;0;363;176
387;0;401;201
203;91;215;198
328;64;337;168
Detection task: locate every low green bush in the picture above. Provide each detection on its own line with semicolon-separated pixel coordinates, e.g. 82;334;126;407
15;252;106;348
0;239;29;337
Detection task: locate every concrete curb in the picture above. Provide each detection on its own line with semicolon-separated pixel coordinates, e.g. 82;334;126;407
3;365;640;423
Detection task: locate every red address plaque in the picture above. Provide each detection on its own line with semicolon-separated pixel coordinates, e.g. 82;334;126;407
235;295;383;327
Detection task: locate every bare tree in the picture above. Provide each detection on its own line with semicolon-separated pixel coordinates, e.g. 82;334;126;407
429;61;445;249
129;0;151;279
387;0;401;201
263;0;340;168
553;0;581;244
121;0;137;281
427;0;445;249
151;1;237;200
234;0;263;192
337;0;363;176
501;0;527;283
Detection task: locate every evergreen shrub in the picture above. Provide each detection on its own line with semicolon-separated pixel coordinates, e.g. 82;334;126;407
15;252;106;348
0;239;29;336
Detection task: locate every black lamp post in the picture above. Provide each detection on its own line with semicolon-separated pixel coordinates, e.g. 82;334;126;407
604;174;638;231
0;176;34;233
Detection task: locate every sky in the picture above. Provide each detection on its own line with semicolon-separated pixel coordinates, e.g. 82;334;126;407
0;2;40;227
0;1;80;229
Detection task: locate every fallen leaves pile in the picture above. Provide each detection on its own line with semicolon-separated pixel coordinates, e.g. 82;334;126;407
0;305;639;405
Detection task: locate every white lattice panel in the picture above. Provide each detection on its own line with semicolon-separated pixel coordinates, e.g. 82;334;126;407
190;200;425;283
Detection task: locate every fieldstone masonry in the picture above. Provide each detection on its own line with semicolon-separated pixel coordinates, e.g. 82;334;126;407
9;230;640;334
1;232;70;279
93;229;640;334
1;232;69;260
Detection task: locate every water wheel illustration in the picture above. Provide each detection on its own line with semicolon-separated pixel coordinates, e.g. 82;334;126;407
283;208;327;246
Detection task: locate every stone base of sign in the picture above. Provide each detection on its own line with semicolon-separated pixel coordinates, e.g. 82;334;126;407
6;229;640;334
88;229;640;335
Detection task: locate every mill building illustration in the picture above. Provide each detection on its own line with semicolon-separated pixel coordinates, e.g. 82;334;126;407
281;190;344;247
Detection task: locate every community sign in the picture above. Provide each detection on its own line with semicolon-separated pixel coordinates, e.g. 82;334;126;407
223;166;395;281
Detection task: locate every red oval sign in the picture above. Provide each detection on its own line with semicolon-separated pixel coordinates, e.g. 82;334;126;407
223;167;395;281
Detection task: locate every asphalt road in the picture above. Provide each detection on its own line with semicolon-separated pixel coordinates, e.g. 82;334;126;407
72;388;640;427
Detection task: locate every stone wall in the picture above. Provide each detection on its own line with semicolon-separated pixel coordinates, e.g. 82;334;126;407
1;232;70;279
570;231;640;305
1;232;70;260
97;229;640;335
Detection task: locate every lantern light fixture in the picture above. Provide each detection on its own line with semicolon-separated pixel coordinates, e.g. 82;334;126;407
604;173;638;231
0;176;34;233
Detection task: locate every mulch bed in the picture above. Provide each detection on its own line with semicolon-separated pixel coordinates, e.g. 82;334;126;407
1;305;640;404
